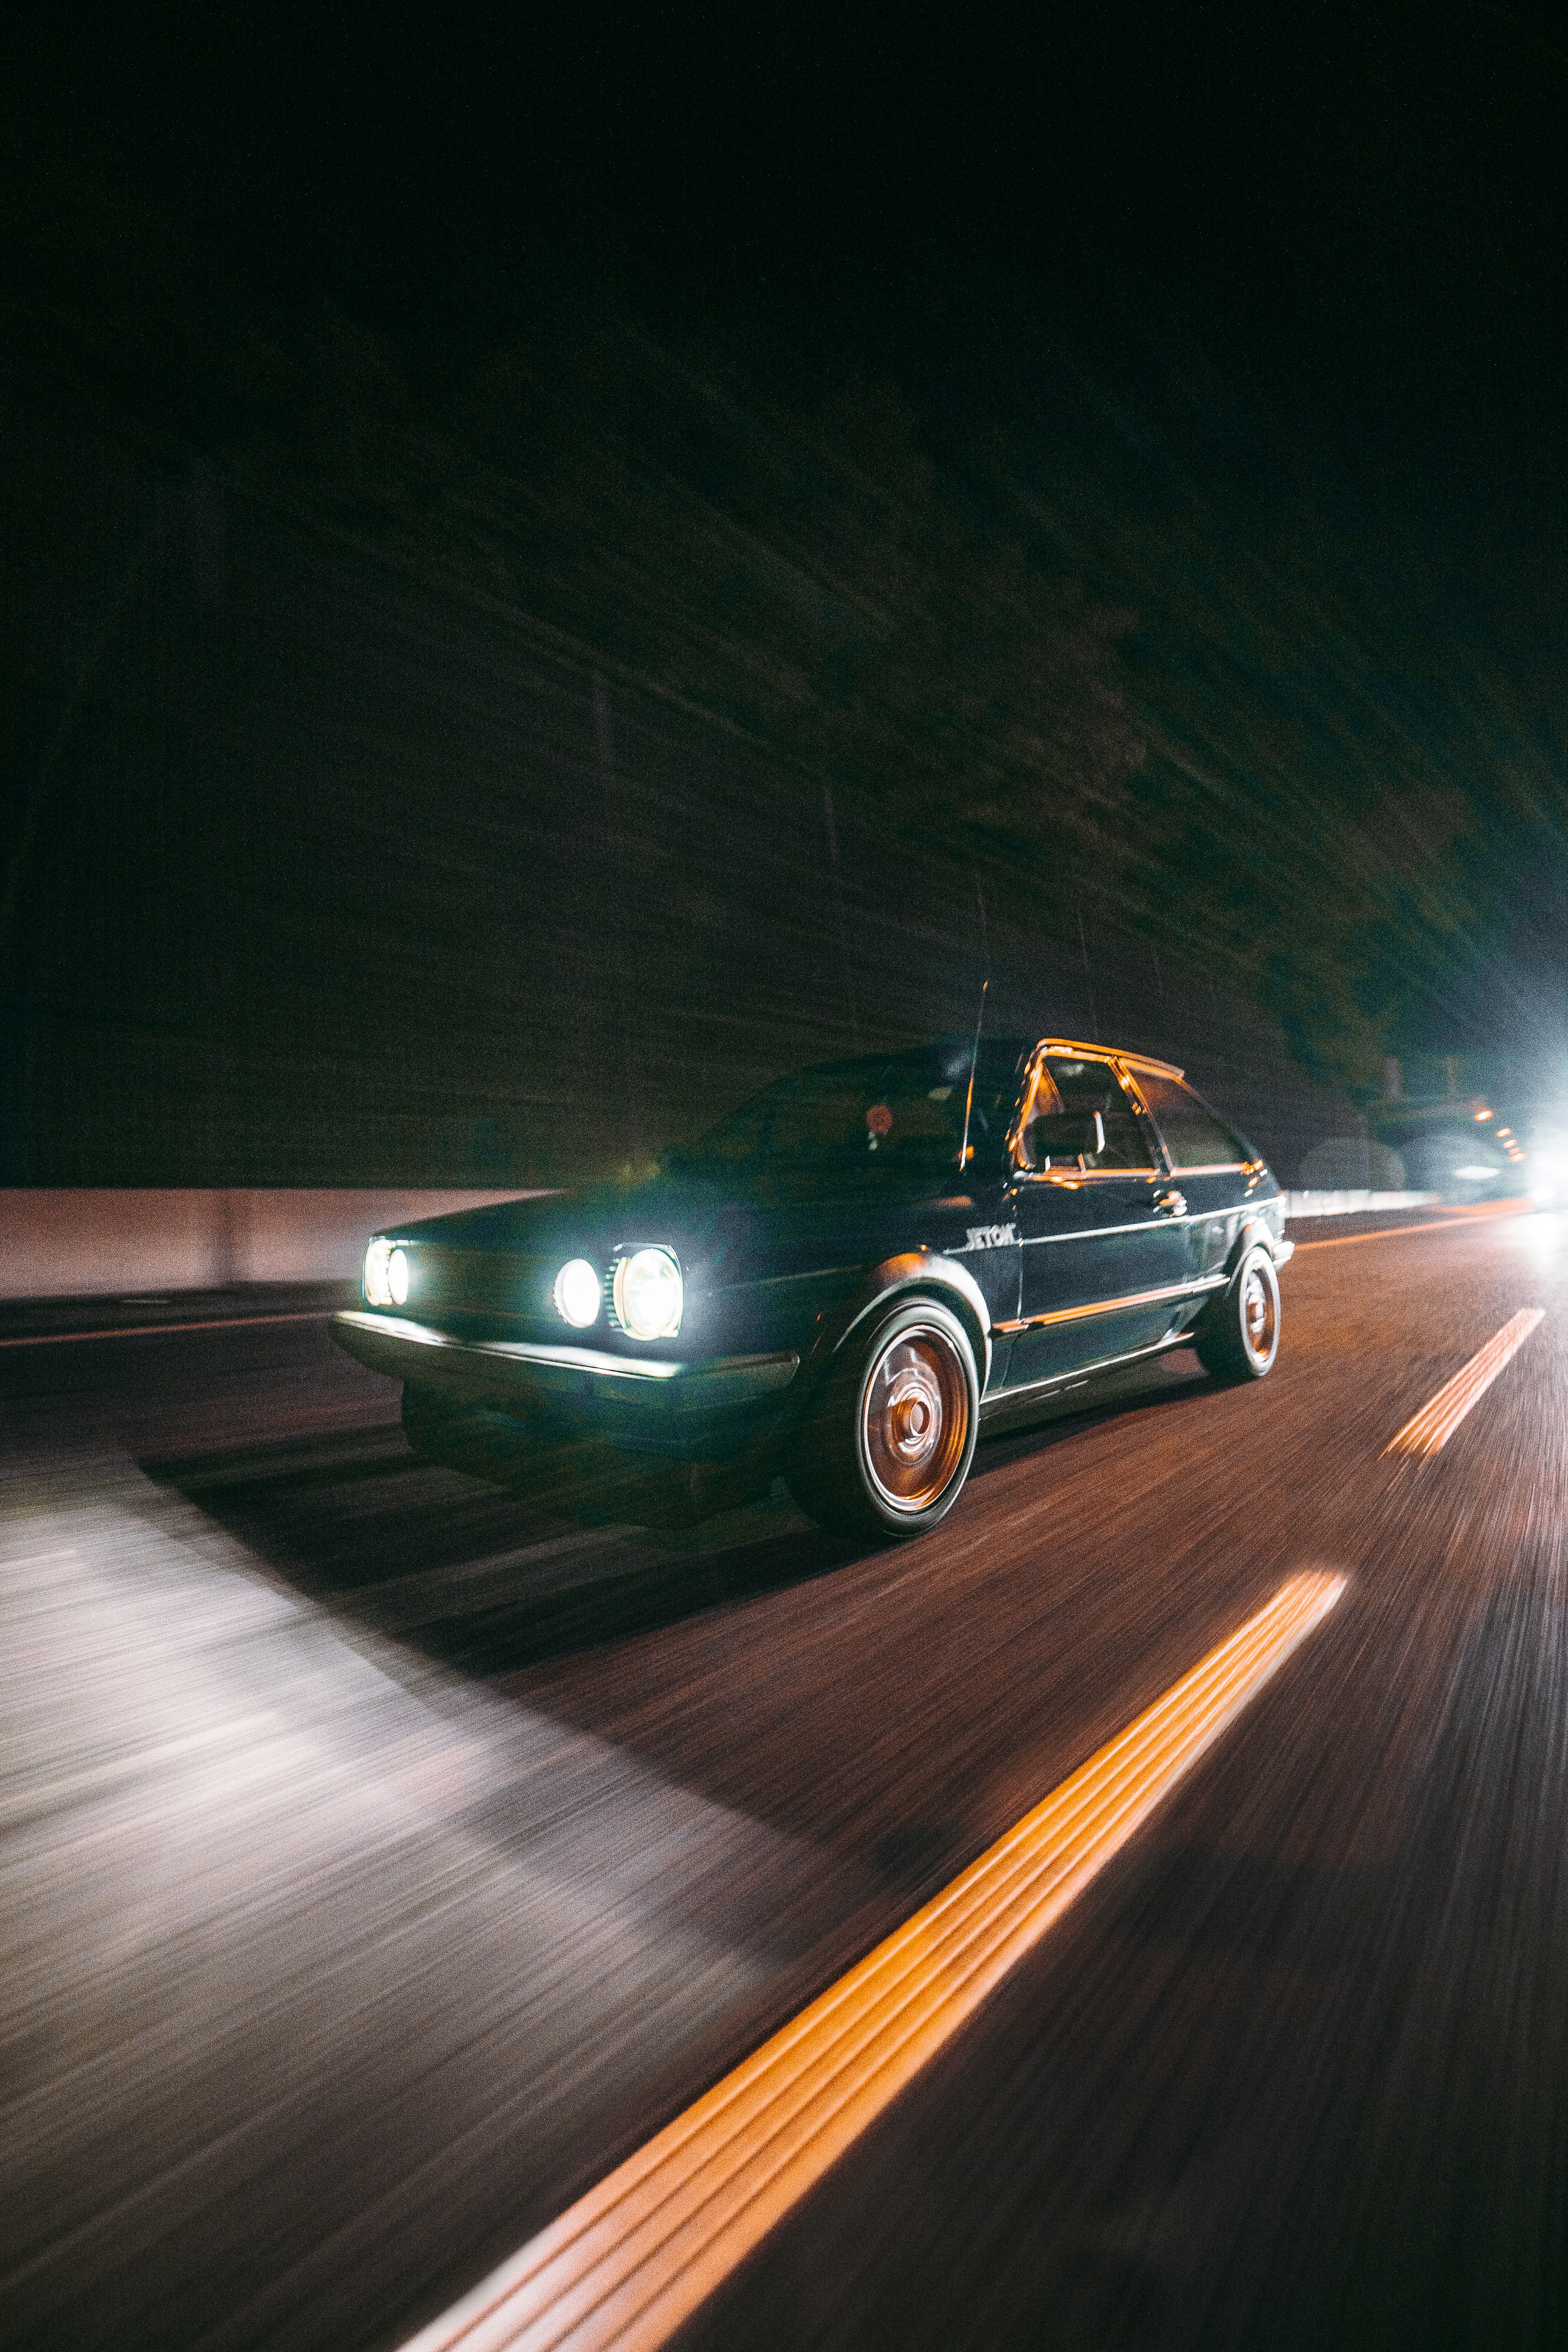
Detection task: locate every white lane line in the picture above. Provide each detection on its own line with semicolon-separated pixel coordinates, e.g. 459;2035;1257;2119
397;1571;1347;2352
0;1310;331;1348
1384;1307;1546;1456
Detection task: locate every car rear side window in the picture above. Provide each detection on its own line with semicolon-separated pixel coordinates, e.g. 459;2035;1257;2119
1132;1072;1245;1169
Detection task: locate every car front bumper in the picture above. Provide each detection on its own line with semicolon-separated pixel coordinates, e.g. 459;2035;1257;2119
330;1310;801;1431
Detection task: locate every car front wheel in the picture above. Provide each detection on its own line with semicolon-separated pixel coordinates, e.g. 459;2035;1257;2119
787;1299;980;1540
1194;1245;1280;1381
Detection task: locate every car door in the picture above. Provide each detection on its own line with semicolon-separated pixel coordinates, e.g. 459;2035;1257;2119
1120;1067;1264;1278
1002;1050;1192;1392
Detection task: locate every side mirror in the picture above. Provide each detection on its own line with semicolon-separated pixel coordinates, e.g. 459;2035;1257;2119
1025;1109;1104;1167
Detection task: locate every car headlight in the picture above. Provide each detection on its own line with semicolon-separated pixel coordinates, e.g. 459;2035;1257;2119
613;1246;683;1339
553;1258;602;1328
365;1238;394;1305
364;1239;410;1306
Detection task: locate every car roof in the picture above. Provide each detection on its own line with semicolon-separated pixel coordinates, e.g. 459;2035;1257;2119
793;1036;1186;1083
1036;1037;1186;1080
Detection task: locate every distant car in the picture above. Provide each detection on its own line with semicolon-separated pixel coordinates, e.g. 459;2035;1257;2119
331;1036;1292;1539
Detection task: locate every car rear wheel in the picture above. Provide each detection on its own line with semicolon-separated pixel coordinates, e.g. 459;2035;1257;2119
1194;1245;1279;1381
786;1299;979;1540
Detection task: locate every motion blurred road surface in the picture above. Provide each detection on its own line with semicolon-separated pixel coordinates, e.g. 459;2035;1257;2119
4;1202;1566;2351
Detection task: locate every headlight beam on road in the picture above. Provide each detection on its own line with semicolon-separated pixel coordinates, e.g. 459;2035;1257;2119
396;1571;1347;2352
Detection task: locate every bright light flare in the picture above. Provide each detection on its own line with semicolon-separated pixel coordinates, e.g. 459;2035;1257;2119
1524;1136;1568;1201
614;1247;684;1340
364;1238;394;1305
553;1259;602;1328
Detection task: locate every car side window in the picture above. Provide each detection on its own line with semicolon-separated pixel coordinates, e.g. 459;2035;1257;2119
1131;1072;1245;1169
1017;1057;1154;1172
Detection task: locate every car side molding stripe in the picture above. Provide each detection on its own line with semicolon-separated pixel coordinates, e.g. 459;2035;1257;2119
992;1271;1228;1337
1014;1200;1281;1247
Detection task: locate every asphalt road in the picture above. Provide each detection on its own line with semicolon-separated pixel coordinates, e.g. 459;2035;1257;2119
3;1201;1565;2352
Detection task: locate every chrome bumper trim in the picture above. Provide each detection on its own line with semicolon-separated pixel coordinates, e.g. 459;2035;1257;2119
330;1312;800;1410
337;1311;683;1379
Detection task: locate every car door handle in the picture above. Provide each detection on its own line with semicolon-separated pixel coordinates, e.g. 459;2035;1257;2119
1154;1189;1187;1218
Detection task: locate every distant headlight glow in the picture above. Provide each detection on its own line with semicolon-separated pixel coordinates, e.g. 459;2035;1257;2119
364;1238;394;1305
1452;1165;1500;1183
613;1246;683;1340
553;1258;602;1328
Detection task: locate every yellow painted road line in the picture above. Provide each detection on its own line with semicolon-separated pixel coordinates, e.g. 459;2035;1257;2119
1384;1307;1545;1456
1294;1202;1530;1252
0;1310;330;1348
399;1571;1347;2352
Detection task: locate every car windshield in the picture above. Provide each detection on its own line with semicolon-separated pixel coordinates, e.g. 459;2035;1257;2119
684;1040;1028;1191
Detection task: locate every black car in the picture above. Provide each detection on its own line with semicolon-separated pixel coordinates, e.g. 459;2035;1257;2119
331;1036;1292;1539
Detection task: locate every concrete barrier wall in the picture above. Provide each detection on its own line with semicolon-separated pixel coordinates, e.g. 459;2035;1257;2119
0;1191;545;1299
1281;1191;1437;1219
0;1184;1449;1303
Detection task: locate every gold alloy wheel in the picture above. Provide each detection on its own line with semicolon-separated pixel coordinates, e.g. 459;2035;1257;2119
860;1324;971;1511
1241;1258;1278;1365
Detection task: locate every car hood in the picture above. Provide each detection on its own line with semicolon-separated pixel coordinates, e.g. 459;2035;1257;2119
382;1162;981;1287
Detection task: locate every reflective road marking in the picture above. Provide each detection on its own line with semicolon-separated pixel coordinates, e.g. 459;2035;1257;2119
1294;1202;1529;1252
1384;1307;1546;1456
0;1310;330;1348
398;1572;1347;2352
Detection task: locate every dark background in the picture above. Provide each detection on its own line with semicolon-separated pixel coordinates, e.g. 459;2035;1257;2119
4;4;1565;1182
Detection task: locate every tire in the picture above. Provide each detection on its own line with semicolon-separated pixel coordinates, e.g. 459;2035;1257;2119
786;1299;980;1540
1194;1245;1280;1381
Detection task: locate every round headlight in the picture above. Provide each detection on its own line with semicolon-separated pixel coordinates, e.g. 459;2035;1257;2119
364;1238;394;1305
387;1247;410;1306
613;1246;683;1340
553;1258;601;1328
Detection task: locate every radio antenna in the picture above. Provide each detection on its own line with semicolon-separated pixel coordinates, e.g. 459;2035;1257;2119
957;978;989;1171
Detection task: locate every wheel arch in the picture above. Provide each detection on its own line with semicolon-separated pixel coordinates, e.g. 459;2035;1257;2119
1225;1215;1285;1277
815;1251;992;1394
1193;1219;1282;1346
